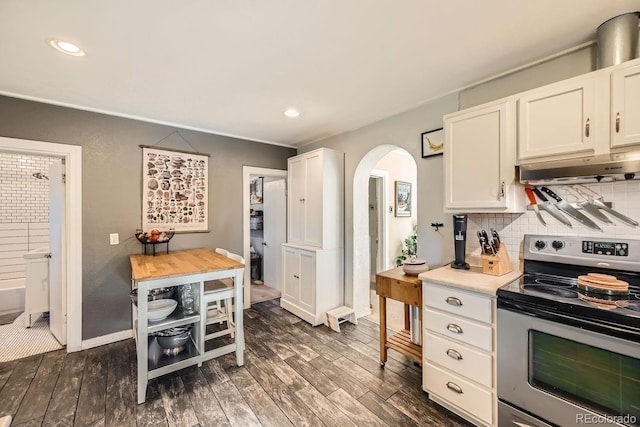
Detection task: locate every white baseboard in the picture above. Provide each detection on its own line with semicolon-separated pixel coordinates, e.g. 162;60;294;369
355;307;372;319
81;329;133;350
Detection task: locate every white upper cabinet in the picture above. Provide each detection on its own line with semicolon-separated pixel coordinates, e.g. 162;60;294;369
287;147;344;249
516;57;640;164
444;98;524;213
517;74;597;162
287;148;344;249
611;62;640;149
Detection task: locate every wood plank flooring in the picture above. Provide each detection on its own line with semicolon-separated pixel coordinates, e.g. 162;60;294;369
0;299;473;427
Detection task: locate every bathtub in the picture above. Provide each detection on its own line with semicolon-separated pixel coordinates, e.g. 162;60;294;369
0;278;25;316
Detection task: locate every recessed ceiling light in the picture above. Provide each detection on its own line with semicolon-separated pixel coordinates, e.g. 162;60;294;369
283;109;300;118
47;38;86;57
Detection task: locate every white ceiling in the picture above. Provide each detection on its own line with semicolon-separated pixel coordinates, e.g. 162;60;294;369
1;1;638;148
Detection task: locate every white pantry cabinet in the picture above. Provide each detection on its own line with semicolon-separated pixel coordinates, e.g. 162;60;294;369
444;98;524;213
423;282;497;427
282;147;344;325
517;74;599;162
611;61;640;150
287;148;344;249
281;244;343;326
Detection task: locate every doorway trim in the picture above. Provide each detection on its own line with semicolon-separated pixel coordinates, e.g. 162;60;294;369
369;169;389;277
0;136;82;352
242;166;287;309
352;145;416;319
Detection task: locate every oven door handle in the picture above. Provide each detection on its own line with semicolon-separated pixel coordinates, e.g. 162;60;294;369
498;298;640;342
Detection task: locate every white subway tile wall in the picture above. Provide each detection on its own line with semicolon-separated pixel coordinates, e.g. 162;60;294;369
0;153;56;223
0;153;53;281
466;181;640;262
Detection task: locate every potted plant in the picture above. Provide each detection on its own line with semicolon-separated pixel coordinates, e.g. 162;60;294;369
395;225;417;267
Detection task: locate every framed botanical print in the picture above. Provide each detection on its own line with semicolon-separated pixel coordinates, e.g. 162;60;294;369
421;128;444;158
142;147;209;233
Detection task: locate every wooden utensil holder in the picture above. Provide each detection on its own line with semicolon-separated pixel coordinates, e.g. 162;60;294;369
481;247;513;276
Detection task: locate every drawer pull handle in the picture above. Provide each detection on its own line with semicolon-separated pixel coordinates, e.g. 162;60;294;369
446;382;463;394
446;296;462;306
446;349;463;360
616;112;620;133
447;323;463;334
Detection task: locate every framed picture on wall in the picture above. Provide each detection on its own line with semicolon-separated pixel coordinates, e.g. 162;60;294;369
421;128;444;158
395;181;412;217
142;146;209;233
250;177;263;204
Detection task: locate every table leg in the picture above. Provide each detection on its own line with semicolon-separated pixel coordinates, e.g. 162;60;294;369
379;295;387;367
404;304;410;331
235;267;245;366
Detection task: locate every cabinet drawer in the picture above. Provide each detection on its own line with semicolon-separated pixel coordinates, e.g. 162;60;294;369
424;308;492;352
424;331;492;388
424;283;492;323
424;362;492;426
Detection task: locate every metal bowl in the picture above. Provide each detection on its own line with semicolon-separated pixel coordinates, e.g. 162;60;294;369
130;287;175;306
155;326;191;354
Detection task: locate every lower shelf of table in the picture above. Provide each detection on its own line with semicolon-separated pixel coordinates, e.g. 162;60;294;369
147;336;200;374
385;329;422;365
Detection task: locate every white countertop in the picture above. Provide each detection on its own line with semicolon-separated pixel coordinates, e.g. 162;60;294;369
418;261;523;296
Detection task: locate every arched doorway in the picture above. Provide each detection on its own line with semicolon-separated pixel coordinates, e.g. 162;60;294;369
350;145;418;319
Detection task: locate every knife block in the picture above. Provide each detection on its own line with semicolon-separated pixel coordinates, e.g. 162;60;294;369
481;247;513;276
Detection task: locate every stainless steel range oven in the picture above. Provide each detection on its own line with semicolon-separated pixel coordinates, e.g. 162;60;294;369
497;234;640;427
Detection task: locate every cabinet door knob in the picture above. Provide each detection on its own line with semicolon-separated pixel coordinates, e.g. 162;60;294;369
585;118;590;138
616;112;620;133
447;323;463;334
446;296;462;306
446;349;463;360
446;382;463;394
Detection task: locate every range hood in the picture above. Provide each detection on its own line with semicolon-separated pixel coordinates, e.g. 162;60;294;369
520;13;640;186
519;152;640;184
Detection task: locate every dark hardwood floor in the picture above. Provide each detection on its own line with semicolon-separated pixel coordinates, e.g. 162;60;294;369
0;299;473;426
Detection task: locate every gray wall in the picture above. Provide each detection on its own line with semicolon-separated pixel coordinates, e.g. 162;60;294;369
301;44;599;309
0;95;295;339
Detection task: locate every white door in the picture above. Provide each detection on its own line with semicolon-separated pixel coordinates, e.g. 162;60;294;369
368;178;378;284
298;249;315;314
517;75;596;162
287;156;305;244
282;246;299;303
302;152;323;247
444;99;512;210
611;63;640;149
48;159;66;345
263;179;286;291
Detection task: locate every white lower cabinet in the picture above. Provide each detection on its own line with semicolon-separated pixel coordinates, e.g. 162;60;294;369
280;243;342;326
423;282;496;427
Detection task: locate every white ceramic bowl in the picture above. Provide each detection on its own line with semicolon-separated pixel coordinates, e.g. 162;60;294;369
403;258;429;276
147;299;178;321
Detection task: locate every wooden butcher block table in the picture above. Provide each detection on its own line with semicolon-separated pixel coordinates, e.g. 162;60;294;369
376;266;422;367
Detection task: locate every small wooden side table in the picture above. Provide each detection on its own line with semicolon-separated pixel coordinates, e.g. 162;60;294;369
376;266;422;367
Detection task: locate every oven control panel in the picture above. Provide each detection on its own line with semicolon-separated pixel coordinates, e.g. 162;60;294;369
582;240;628;256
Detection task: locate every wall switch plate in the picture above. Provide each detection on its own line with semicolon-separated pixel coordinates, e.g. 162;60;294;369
109;233;119;245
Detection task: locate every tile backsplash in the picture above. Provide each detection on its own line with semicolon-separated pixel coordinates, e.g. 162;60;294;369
0;152;56;223
466;180;640;262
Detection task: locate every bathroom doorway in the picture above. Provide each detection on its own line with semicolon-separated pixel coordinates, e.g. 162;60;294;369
0;137;82;359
